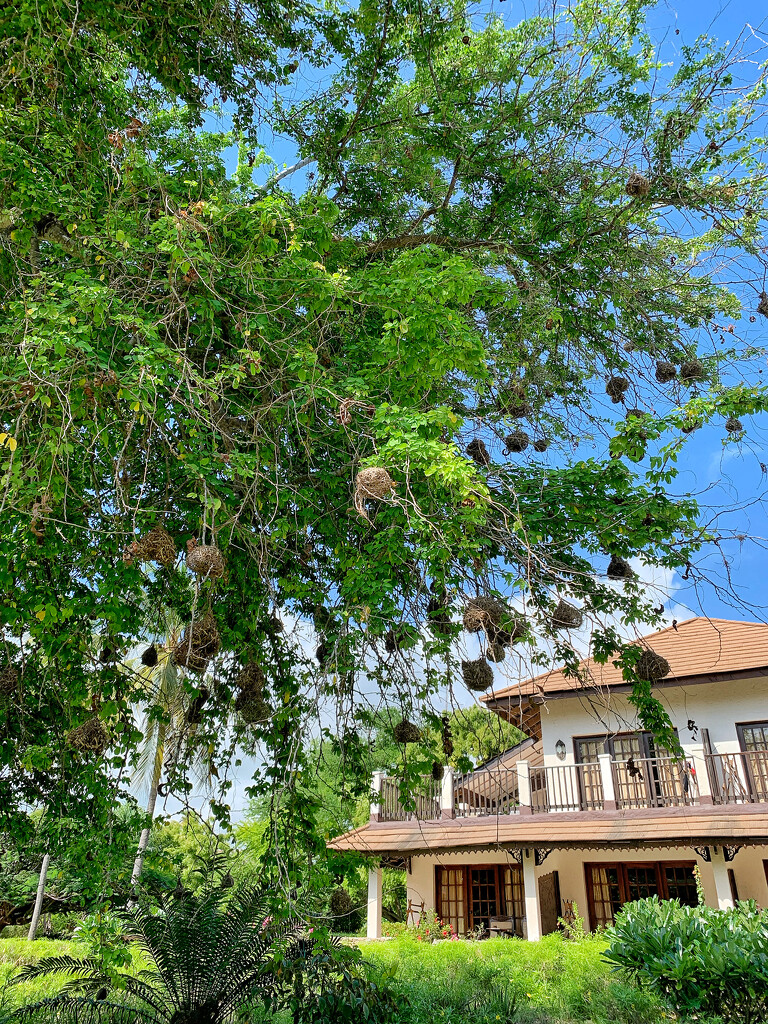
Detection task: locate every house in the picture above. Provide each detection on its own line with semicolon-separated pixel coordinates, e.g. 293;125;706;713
327;617;768;939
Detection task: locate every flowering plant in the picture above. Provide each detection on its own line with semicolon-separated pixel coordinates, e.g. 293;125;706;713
410;907;458;942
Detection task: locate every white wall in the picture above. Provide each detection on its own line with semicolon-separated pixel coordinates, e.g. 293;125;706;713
537;674;768;765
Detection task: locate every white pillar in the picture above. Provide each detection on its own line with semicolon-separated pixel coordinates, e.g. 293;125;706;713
517;760;532;815
710;847;735;910
370;770;384;822
598;753;617;810
366;866;383;939
441;766;454;819
522;848;541;941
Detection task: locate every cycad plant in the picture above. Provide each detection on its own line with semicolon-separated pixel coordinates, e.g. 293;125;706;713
7;884;298;1024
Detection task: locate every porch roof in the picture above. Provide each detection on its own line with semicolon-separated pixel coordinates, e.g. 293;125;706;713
327;803;768;856
483;617;768;706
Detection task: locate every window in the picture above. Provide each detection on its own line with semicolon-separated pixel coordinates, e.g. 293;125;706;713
737;722;768;802
436;864;524;936
585;861;696;929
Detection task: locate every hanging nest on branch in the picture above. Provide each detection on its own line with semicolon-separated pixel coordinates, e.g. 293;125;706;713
467;438;491;466
172;612;220;673
462;657;494;692
393;719;422;743
67;716;109;755
186;541;225;580
235;688;271;724
606;376;630;404
504;430;529;454
681;418;702;435
141;644;158;667
235;662;265;693
758;292;768;317
134;525;177;566
267;614;284;634
426;594;452;637
329;886;355;920
551;600;583;630
532;437;549;453
441;714;454;760
680;359;706;383
463;596;508;634
354;467;396;519
385;624;418;653
655;361;677;384
431;760;444;782
625;172;650;198
607;556;635;582
725;416;743;433
185;686;210;725
0;665;19;698
486;641;507;663
634;648;670;682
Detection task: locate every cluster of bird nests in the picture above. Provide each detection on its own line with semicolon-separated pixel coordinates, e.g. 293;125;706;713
605;376;630;404
607;555;635;582
393;719;422;743
633;648;671;682
125;525;177;567
0;665;18;698
551;599;583;630
234;661;270;724
625;172;650;198
172;612;221;674
463;597;526;660
67;716;109;755
186;541;226;580
354;467;395;518
462;657;494;692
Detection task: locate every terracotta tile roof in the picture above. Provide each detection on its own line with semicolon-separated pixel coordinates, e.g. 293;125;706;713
484;617;768;703
328;803;768;855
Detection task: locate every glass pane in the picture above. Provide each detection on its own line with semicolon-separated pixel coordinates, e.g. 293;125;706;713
438;867;466;935
664;864;698;907
501;865;525;937
589;865;622;928
741;724;768;750
626;865;659;902
470;868;498;931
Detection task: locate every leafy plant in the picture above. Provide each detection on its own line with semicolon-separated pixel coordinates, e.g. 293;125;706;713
604;896;768;1023
72;910;132;978
411;908;457;943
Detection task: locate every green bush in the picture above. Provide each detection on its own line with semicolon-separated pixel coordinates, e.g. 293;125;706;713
604;896;768;1023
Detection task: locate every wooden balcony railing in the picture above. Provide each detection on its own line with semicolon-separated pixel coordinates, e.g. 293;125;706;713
530;763;604;813
707;750;768;805
378;776;441;822
611;756;697;809
454;768;518;817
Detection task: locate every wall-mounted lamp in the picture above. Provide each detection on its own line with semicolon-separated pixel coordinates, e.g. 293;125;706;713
555;739;567;761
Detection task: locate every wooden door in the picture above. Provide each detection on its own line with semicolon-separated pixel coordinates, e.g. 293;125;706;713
538;870;561;935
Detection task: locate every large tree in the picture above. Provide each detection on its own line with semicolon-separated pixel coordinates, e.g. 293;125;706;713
1;0;767;866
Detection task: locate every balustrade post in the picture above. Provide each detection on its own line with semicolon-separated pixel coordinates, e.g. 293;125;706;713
685;743;712;805
517;760;532;815
370;770;384;822
441;765;455;819
598;753;617;810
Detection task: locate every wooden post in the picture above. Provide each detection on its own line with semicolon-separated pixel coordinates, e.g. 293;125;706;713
517;760;532;815
598;753;617;810
366;866;383;939
27;854;50;942
522;848;541;940
441;765;454;819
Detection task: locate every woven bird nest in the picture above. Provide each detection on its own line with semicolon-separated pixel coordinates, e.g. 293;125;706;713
463;596;507;634
505;430;529;454
393;719;421;743
186;686;210;725
329;886;354;920
235;662;265;693
141;644;158;667
486;641;507;663
315;641;329;666
606;376;629;404
551;599;583;630
625;172;650;198
186;542;225;580
462;657;494;692
607;555;635;581
725;416;743;433
655;361;677;384
267;614;284;634
427;595;452;636
680;359;706;383
635;648;670;682
467;438;491;466
533;438;549;453
136;525;177;566
758;291;768;317
0;665;18;697
235;689;270;724
67;716;109;755
172;612;220;673
385;624;418;653
431;760;444;782
681;418;702;435
354;467;395;518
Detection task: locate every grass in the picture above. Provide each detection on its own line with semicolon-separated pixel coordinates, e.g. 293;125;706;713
0;933;665;1024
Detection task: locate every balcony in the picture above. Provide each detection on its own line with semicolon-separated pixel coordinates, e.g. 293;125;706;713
370;749;768;822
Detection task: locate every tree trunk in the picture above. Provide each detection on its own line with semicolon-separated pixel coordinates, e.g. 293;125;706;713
131;773;160;886
27;853;50;941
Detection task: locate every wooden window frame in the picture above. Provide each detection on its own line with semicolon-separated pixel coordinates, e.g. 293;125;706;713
736;721;768;751
435;863;524;936
584;860;696;930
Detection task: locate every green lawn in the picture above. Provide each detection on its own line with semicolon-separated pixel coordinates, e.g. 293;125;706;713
0;933;666;1024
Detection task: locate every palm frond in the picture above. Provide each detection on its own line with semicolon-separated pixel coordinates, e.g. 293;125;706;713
2;997;155;1024
10;957;103;986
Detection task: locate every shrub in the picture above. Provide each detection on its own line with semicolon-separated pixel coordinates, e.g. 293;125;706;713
410;908;457;943
604;896;768;1023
